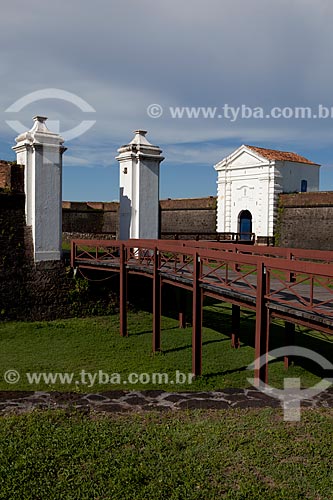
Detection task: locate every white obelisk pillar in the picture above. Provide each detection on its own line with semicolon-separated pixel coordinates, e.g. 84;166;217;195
117;130;164;240
13;116;66;262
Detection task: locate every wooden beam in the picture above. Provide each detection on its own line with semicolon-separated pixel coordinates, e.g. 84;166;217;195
231;304;241;348
284;321;296;369
192;252;203;377
254;261;270;385
152;247;161;352
119;243;128;337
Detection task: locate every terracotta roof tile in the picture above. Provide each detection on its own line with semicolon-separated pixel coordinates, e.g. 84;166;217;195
245;145;319;165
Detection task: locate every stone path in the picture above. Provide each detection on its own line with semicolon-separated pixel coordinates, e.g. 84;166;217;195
0;388;332;415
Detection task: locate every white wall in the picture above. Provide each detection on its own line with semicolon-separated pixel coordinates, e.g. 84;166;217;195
34;145;62;260
138;159;160;239
276;161;320;193
119;156;160;239
119;153;136;240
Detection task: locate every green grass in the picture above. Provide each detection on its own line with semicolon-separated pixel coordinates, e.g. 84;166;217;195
62;242;118;252
1;308;333;499
0;304;332;392
0;408;332;499
62;241;71;251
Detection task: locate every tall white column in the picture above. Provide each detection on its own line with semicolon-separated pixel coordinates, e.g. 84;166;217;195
116;130;164;240
12;116;66;262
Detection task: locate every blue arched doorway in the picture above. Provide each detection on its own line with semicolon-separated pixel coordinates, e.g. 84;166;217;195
238;210;252;240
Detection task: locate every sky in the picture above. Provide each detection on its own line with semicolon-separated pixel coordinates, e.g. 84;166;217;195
1;0;333;201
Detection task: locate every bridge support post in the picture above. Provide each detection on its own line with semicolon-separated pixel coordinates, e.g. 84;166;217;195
231;304;241;348
119;244;128;337
178;289;187;329
153;247;161;351
287;251;296;283
254;261;270;385
284;321;296;369
179;312;186;329
192;252;203;377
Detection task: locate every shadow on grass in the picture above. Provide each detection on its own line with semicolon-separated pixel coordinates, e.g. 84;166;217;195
202;365;249;379
129;326;180;337
163;337;230;355
204;301;333;380
201;358;287;380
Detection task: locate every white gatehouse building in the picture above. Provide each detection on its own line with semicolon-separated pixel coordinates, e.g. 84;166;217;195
214;144;320;241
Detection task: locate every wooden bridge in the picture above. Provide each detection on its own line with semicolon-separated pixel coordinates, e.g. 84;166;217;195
70;239;333;385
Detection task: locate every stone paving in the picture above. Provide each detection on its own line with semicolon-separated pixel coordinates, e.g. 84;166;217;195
0;388;332;415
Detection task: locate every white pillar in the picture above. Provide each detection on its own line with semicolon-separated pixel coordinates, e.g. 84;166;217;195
12;116;66;262
116;130;164;240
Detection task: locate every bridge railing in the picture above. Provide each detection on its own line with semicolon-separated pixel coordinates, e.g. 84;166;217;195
198;247;259;296
70;239;121;269
149;240;333;265
71;238;333;272
161;231;256;244
265;256;333;319
71;238;333;263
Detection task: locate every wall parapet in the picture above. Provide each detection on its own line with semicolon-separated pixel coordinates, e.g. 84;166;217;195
279;191;333;208
0;162;24;193
160;197;216;211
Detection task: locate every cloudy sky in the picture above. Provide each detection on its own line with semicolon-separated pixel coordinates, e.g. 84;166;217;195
1;0;333;201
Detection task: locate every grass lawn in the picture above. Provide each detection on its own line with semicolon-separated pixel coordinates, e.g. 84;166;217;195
1;306;332;500
0;408;332;499
0;303;332;392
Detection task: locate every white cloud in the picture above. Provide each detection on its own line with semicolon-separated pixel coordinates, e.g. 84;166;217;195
1;0;333;196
